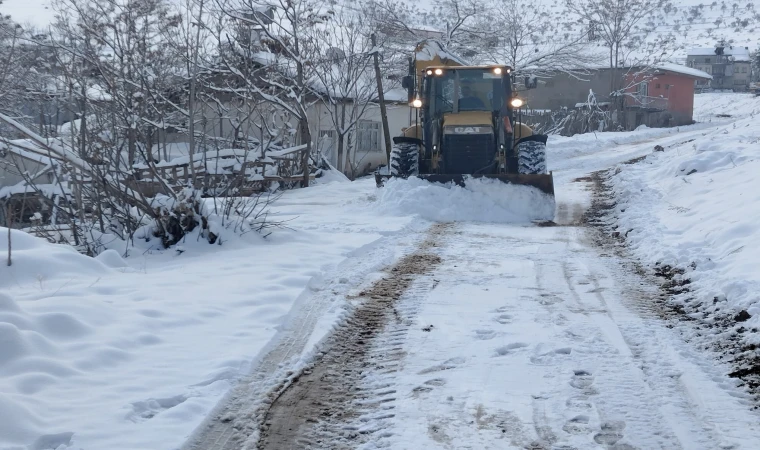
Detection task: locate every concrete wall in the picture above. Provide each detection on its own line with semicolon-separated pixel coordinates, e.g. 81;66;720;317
165;98;413;177
310;101;413;174
522;70;615;110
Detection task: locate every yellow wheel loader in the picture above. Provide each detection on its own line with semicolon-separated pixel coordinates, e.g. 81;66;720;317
375;40;554;197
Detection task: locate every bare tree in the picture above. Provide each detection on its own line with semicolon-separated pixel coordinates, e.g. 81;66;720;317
308;10;376;175
564;0;680;93
215;0;331;187
478;0;600;76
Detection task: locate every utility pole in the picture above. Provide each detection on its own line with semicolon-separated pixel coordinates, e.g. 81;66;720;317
371;34;392;165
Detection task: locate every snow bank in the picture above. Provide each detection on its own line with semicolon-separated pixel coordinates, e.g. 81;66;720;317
607;111;760;340
0;227;109;289
375;177;555;223
0;179;414;450
693;93;760;122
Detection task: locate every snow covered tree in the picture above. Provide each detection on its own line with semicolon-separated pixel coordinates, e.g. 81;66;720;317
564;0;680;93
215;0;331;187
477;0;600;76
308;10;376;175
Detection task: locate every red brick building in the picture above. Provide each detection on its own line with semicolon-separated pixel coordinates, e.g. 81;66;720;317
624;64;712;128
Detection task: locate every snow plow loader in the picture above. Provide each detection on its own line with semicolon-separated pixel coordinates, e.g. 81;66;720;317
375;41;554;197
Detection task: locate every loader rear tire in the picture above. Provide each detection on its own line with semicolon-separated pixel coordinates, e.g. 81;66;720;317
517;139;547;175
390;141;419;177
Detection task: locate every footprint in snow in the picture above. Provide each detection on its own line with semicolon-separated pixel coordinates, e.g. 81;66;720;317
562;414;591;435
570;370;598;395
494;342;529;356
566;395;593;410
127;395;188;422
530;344;572;365
593;421;626;446
411;378;447;395
494;314;513;324
418;357;466;375
473;329;497;340
538;292;563;305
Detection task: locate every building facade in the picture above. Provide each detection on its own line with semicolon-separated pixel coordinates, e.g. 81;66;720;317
522;64;710;131
686;46;752;91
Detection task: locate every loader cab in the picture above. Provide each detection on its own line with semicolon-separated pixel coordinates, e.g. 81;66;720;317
414;66;515;175
423;66;510;115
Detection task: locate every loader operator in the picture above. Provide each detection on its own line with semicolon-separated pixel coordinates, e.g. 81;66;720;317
459;83;485;110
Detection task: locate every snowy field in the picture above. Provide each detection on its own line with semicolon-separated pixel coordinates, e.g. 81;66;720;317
3;92;760;449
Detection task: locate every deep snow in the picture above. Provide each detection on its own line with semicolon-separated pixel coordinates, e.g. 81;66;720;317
2;92;760;449
376;176;556;223
606;93;760;346
0;180;415;450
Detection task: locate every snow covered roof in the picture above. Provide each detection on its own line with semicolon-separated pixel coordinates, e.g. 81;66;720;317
0;140;52;164
655;63;712;80
687;46;751;62
414;39;469;66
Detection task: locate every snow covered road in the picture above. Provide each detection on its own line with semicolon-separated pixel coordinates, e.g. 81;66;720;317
4;97;760;450
240;204;760;450
363;220;760;450
188;118;760;450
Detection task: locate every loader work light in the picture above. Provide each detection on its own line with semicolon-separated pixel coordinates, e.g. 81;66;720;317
434;68;443;75
412;98;423;108
493;67;503;75
426;69;433;75
510;98;524;108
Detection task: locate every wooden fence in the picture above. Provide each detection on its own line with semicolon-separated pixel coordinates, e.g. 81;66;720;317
70;145;314;201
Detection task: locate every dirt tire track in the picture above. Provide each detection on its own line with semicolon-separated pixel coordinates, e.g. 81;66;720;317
257;223;450;449
181;224;430;450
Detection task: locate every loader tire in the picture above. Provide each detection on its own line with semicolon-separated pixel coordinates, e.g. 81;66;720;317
517;139;547;175
390;141;419;177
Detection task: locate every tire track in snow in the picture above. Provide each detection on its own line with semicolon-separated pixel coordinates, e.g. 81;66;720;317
181;223;430;450
557;224;760;449
256;223;451;449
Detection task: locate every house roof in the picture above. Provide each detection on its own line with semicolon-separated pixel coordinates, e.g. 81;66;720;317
687;46;751;62
654;63;712;80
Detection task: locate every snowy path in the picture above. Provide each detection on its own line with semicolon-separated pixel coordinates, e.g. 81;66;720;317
243;205;760;449
5;108;760;450
229;121;760;449
365;220;760;450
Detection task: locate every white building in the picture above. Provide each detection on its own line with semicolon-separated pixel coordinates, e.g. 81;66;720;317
686;46;752;91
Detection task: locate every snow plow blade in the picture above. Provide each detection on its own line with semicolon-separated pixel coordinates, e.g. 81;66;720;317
374;173;555;196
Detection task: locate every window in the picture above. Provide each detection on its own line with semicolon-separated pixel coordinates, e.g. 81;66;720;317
655;83;661;88
705;57;711;63
665;84;671;89
357;121;381;152
318;129;337;160
637;82;648;97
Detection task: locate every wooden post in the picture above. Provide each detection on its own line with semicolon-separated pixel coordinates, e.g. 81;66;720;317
372;33;393;165
6;203;12;267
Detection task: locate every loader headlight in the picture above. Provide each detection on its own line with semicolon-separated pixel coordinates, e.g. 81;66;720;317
434;68;443;75
426;69;433;75
412;98;423;108
493;67;503;75
510;97;524;108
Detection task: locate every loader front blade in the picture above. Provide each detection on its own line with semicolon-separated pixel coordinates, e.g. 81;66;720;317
374;173;555;196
